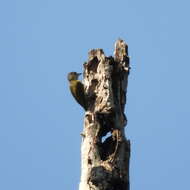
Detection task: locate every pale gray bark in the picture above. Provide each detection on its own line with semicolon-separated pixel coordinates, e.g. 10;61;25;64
79;40;130;190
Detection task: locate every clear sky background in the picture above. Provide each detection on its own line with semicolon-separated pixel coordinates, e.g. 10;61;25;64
0;0;189;189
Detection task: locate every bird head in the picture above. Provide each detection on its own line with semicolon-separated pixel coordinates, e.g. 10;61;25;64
67;72;81;81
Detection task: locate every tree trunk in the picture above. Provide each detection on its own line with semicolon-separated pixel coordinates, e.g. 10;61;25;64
79;39;130;190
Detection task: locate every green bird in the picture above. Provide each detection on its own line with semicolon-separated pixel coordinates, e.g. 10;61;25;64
67;72;87;111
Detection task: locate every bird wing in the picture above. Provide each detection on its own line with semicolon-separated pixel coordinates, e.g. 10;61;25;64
70;80;87;110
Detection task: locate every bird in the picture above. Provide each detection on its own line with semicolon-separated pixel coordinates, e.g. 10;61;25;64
67;72;87;111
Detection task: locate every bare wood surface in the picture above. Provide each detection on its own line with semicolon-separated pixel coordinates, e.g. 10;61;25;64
79;39;130;190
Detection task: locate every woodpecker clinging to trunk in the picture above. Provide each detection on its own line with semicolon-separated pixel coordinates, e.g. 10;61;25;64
67;72;87;111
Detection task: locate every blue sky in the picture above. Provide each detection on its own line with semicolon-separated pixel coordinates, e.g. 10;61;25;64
0;0;189;189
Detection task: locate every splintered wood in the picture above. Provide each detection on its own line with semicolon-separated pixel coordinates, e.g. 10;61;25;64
79;40;130;190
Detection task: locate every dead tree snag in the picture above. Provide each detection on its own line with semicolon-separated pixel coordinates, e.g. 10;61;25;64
79;39;130;190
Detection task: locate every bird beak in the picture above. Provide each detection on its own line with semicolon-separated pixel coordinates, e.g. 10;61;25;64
77;73;82;76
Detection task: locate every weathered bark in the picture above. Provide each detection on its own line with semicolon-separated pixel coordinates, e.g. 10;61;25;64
79;39;130;190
